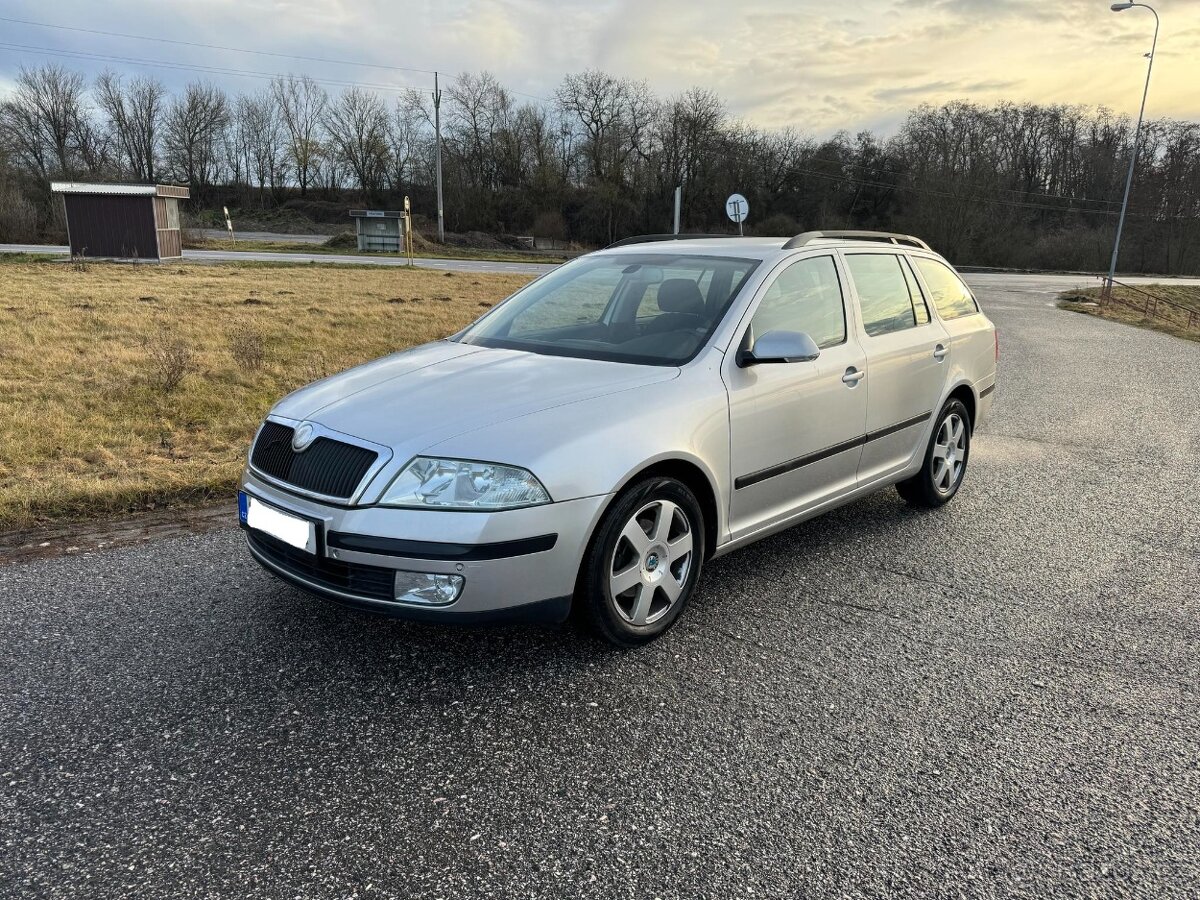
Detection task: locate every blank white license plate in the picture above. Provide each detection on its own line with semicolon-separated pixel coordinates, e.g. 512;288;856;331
246;496;317;554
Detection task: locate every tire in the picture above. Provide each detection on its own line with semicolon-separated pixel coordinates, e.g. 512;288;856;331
897;398;971;508
578;477;705;647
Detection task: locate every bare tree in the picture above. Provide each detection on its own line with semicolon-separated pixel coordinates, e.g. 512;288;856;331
324;87;389;196
0;65;94;181
271;75;327;197
163;82;230;197
556;70;655;239
1;61;1199;273
94;71;166;181
238;91;286;205
384;90;428;195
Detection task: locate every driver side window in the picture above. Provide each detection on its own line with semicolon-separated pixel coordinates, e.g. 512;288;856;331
750;255;846;349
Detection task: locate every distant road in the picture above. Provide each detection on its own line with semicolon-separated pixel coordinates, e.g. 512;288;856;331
0;243;557;276
197;229;330;243
4;242;1200;286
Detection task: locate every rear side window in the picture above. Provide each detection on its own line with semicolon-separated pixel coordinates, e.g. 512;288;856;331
913;257;979;319
845;253;925;337
751;255;846;348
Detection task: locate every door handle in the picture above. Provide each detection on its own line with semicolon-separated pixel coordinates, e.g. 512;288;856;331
933;344;948;361
842;367;866;386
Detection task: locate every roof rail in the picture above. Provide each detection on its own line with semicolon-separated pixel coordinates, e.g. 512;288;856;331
782;230;931;251
606;233;733;249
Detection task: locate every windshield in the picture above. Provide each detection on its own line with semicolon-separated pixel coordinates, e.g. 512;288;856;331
454;253;760;365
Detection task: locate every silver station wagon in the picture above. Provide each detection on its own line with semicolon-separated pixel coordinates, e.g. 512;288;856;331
239;231;997;645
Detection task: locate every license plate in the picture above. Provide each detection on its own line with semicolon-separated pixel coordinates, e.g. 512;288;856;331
239;492;318;555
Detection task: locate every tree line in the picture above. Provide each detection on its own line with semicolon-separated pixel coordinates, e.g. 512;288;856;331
1;63;1198;273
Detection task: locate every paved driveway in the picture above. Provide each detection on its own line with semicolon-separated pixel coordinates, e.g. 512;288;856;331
2;275;1199;898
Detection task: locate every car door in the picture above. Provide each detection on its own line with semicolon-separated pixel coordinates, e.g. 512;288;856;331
910;254;996;391
841;250;951;485
724;253;868;542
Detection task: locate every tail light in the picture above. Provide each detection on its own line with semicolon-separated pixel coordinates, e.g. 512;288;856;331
994;329;1000;361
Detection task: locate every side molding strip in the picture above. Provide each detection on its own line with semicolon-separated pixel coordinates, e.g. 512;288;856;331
734;410;933;490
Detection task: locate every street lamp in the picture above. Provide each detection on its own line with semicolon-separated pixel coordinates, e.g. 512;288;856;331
1104;2;1159;296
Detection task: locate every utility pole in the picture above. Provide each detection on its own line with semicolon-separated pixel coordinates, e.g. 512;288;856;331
673;185;681;235
1105;2;1159;298
433;72;445;244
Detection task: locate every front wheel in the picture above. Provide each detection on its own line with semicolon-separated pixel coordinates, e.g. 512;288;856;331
578;477;704;647
897;398;971;508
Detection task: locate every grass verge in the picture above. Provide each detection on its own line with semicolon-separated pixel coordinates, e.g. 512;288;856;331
0;257;533;530
1058;284;1200;343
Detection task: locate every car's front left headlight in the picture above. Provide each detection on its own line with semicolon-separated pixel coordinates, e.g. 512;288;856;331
379;457;551;510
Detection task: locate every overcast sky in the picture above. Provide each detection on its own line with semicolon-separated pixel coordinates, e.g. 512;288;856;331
1;0;1198;135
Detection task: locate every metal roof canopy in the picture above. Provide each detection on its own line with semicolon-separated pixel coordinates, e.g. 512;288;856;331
349;209;403;218
51;182;190;199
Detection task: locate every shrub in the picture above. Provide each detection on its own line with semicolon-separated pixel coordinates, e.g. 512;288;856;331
143;332;194;393
227;323;266;370
755;213;800;238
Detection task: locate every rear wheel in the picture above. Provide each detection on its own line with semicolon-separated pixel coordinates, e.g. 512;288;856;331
578;477;704;647
897;398;971;508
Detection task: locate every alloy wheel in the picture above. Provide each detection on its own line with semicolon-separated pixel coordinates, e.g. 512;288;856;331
608;499;694;626
932;412;967;494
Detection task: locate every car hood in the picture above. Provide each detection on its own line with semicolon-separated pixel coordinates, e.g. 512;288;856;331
271;341;679;456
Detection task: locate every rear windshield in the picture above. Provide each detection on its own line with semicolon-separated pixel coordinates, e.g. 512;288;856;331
454;253;760;365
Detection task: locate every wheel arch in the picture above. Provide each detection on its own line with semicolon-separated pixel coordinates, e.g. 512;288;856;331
945;381;977;432
605;456;723;561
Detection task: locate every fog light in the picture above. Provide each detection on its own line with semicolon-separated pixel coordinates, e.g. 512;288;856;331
393;571;464;606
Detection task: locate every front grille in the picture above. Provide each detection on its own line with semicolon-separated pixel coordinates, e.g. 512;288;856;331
248;531;396;601
250;421;378;500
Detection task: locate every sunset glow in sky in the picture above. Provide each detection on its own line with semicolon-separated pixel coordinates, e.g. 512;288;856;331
1;0;1198;134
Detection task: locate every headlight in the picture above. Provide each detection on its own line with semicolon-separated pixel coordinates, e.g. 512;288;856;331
379;457;550;510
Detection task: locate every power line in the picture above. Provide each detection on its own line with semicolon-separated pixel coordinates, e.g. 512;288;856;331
0;42;430;94
0;15;438;76
0;15;552;103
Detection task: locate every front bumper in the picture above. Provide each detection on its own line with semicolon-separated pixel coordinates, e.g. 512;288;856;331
239;468;610;624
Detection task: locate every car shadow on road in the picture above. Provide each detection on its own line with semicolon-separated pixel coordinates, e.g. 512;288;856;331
239;488;932;700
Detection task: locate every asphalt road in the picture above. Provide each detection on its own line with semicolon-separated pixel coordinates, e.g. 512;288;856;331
3;274;1200;899
0;242;557;275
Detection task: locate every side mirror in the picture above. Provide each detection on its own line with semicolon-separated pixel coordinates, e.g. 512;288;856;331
739;330;821;366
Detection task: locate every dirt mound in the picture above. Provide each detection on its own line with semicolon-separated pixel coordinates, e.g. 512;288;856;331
323;231;358;250
279;198;353;225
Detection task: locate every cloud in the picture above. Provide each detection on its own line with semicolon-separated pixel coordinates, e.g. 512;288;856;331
0;0;1196;134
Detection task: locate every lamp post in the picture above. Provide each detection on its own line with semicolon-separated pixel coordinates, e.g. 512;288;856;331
1105;2;1159;297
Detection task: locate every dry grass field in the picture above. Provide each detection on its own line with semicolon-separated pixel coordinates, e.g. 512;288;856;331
1059;284;1200;343
0;257;532;530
